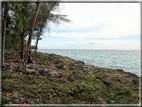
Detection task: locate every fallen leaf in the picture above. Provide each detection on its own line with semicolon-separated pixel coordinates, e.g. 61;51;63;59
92;102;95;104
3;93;6;96
43;76;46;78
19;101;24;104
47;88;53;91
6;93;12;96
111;100;115;103
81;101;85;104
96;79;99;81
116;96;120;99
46;100;52;103
13;98;16;100
111;93;114;95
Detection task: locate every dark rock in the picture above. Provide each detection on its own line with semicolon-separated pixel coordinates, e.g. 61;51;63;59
117;69;125;73
10;64;17;71
26;64;35;69
39;69;50;75
26;99;35;104
100;78;112;86
87;65;94;69
76;85;84;90
127;72;138;78
113;77;121;82
132;78;139;84
67;76;75;82
83;67;88;72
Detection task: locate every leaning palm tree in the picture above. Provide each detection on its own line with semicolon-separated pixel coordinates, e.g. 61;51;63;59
2;2;9;66
24;2;41;63
33;3;71;54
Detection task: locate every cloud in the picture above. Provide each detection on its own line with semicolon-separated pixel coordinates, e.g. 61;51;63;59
45;39;140;50
50;3;140;31
44;3;140;41
46;44;48;47
40;3;140;50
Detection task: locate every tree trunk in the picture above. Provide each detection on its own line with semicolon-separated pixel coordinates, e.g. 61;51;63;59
35;36;39;54
19;33;22;53
24;2;40;63
2;3;8;66
21;28;25;59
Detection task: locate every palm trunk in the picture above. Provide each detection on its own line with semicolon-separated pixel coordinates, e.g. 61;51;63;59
2;3;8;66
35;36;39;54
19;33;22;53
24;2;40;63
21;28;25;59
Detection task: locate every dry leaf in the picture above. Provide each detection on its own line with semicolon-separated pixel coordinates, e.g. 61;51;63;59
47;88;53;91
46;100;52;103
81;101;85;104
6;93;12;96
111;93;114;95
92;102;95;104
111;100;115;103
43;76;46;78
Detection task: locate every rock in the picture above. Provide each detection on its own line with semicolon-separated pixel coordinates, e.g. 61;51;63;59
73;61;85;69
39;69;50;75
127;72;138;78
26;64;35;69
10;64;17;71
25;68;38;75
62;65;69;69
8;92;24;102
100;78;112;86
19;97;26;102
26;99;35;104
76;85;84;90
82;67;88;72
112;77;121;82
18;65;26;72
132;78;139;84
50;70;58;77
67;75;75;82
87;65;94;69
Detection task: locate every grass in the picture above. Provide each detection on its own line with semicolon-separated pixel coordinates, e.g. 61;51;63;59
2;52;140;104
2;98;9;104
2;73;13;80
100;87;134;104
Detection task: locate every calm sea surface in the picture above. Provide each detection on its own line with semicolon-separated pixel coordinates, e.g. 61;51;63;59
37;49;141;77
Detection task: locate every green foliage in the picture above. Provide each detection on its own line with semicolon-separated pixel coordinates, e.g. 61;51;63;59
61;97;67;104
57;79;65;83
84;86;93;94
11;99;17;104
2;98;9;104
2;74;13;80
3;85;11;91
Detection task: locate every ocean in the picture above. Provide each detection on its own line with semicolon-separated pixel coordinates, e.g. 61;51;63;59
37;49;141;77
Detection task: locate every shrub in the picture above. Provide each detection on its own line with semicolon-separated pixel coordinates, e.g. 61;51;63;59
2;74;13;80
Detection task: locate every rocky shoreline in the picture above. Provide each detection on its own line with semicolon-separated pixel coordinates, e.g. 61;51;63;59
2;51;140;104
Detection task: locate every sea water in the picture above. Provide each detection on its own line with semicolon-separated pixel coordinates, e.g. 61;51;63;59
37;49;141;77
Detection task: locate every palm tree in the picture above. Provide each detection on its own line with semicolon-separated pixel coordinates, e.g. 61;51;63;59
33;3;71;54
24;2;41;63
2;2;9;66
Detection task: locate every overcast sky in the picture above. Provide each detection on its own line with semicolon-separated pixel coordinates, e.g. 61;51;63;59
32;3;140;50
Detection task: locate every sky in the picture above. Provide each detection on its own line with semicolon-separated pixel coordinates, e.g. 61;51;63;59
32;3;140;50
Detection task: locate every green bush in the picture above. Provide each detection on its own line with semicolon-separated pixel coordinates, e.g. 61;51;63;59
2;98;9;104
2;74;13;80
